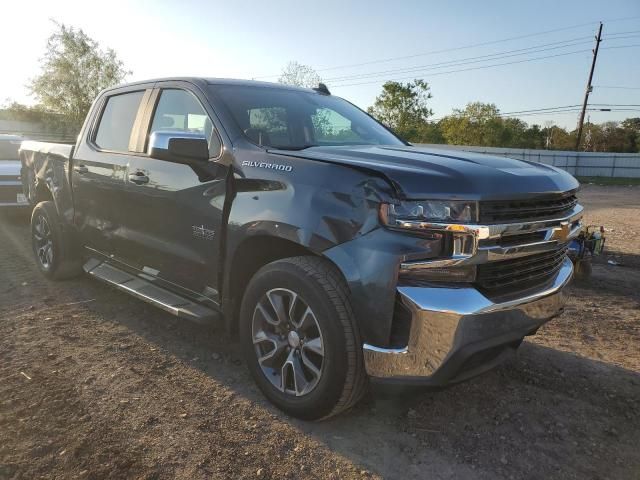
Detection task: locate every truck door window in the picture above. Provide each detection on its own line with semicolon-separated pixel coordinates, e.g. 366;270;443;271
94;91;145;152
150;89;221;158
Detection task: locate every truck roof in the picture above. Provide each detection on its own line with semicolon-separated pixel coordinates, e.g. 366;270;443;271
102;77;317;95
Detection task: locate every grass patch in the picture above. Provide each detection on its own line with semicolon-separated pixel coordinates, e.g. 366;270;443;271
577;176;640;186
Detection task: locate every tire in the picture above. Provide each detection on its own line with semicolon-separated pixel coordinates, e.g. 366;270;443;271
31;201;82;280
239;256;367;420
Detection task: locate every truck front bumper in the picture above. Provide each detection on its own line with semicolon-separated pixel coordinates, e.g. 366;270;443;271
363;256;573;385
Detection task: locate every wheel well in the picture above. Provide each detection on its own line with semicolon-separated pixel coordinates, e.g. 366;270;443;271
226;236;317;330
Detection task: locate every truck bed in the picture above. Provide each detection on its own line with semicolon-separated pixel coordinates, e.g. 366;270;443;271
20;141;75;222
20;141;74;160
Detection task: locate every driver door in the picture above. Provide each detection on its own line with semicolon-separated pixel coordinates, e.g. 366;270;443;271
115;85;227;303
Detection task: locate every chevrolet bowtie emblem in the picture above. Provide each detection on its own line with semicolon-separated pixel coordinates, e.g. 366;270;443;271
551;222;570;242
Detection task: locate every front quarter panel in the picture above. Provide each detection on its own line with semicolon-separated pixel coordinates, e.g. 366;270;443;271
226;150;394;252
225;148;444;346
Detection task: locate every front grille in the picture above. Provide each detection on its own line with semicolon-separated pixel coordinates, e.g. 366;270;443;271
481;230;547;248
480;192;578;223
476;246;568;293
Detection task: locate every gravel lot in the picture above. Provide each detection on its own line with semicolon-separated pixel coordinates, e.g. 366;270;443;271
1;184;639;480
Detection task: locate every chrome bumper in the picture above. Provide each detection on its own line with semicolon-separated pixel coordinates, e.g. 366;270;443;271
363;256;573;384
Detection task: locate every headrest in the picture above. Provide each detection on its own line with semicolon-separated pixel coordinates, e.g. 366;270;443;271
159;115;175;128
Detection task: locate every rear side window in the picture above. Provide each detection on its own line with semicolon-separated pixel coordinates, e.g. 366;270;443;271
94;91;145;152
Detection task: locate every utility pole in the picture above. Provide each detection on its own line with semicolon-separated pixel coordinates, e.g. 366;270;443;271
575;22;603;150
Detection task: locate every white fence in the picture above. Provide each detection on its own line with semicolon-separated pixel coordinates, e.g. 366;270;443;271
414;144;640;178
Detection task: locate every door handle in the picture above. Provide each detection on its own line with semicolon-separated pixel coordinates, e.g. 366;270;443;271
128;172;149;185
73;164;88;174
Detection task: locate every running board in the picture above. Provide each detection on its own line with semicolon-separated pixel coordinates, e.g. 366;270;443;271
83;259;221;325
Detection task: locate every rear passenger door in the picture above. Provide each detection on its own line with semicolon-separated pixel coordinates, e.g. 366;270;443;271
72;87;152;257
115;84;228;304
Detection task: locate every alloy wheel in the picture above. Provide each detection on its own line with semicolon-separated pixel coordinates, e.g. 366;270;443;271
33;214;53;269
251;288;325;396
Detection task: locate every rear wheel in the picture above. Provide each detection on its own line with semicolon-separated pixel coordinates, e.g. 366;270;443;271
240;256;367;420
31;201;82;280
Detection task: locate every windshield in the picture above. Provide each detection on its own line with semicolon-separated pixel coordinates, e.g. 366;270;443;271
210;85;404;150
0;138;21;160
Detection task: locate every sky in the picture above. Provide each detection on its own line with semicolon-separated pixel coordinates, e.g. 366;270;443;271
2;0;639;129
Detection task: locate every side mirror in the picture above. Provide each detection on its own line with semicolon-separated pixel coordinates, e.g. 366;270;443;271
148;131;209;164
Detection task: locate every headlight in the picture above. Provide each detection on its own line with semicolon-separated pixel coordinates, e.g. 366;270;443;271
379;200;477;228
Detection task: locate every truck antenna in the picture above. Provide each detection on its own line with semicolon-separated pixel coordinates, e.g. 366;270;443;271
313;83;331;95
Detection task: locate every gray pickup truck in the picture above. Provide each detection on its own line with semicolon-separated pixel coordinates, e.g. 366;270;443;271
20;78;582;420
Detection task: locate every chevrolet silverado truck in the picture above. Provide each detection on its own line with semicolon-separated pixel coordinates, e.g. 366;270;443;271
20;78;583;420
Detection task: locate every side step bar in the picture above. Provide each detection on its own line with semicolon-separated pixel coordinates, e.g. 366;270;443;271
83;259;221;325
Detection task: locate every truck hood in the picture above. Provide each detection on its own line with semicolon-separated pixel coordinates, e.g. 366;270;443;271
270;145;579;200
0;160;21;178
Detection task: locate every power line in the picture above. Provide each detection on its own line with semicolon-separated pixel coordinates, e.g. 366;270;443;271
332;49;592;88
602;34;640;41
601;43;640;50
602;14;640;23
325;37;593;83
331;44;640;88
502;110;582;118
255;16;640;79
594;85;640;90
328;34;636;84
591;103;640;107
254;21;603;79
501;104;583;114
328;32;638;83
605;29;640;36
501;108;638;117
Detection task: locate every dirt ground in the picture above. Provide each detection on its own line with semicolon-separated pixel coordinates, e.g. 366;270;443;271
1;184;639;480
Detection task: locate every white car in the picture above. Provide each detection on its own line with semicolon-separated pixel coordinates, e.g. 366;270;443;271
0;134;29;208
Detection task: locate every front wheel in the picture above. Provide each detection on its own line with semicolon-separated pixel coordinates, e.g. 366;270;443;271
240;256;367;420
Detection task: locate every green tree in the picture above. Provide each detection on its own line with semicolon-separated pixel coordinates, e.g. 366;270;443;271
278;61;323;88
29;23;130;130
0;100;76;140
621;117;640;152
414;121;445;144
521;124;545;149
439;102;534;148
582;120;640;152
367;80;433;140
